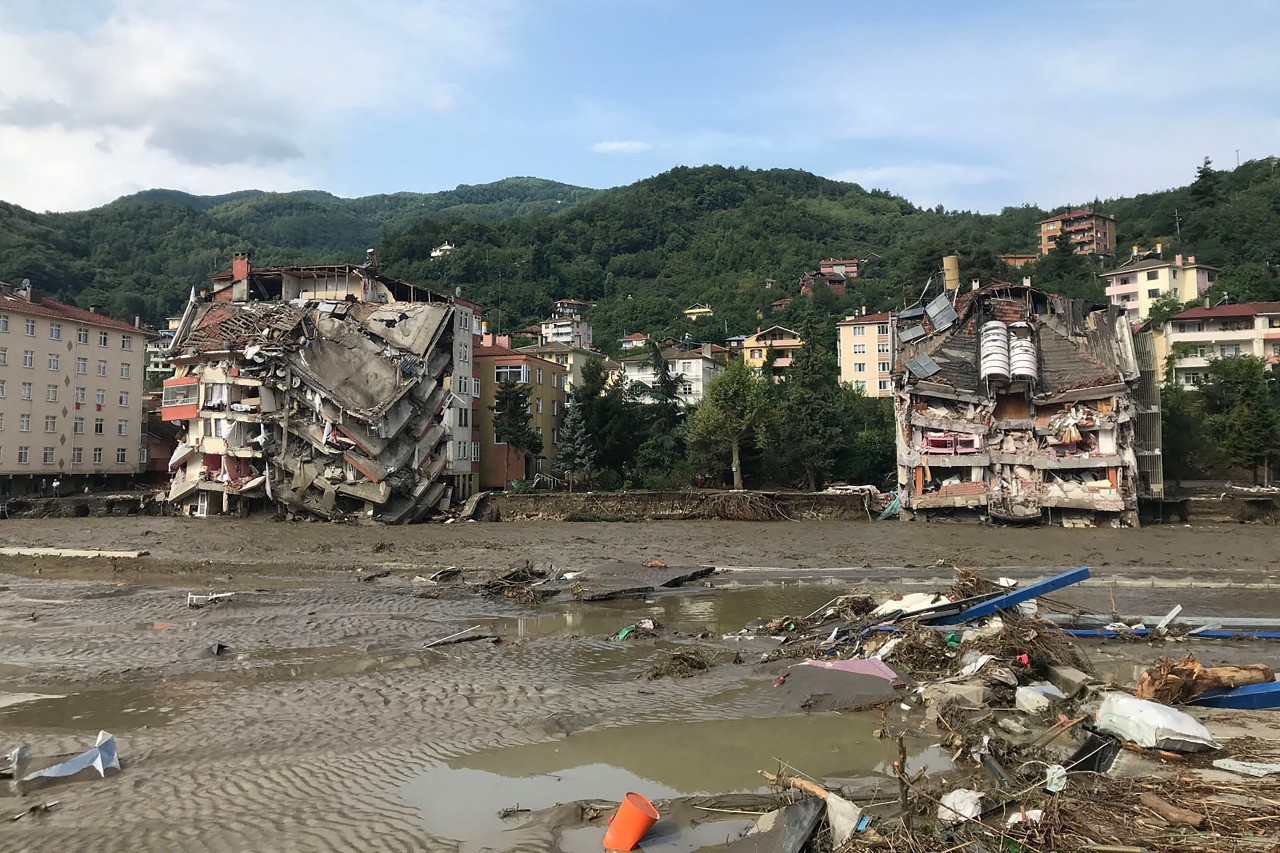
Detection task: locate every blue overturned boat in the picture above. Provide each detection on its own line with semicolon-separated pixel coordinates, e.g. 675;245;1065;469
1193;681;1280;711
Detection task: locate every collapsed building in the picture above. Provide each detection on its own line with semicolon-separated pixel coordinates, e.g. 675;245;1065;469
893;282;1162;526
162;254;457;523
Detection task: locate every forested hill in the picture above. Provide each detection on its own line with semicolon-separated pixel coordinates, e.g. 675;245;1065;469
0;177;598;321
2;159;1277;344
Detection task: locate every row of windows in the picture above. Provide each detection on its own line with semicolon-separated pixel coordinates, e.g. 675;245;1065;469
851;380;894;392
0;446;130;465
849;343;892;355
493;364;561;387
0;381;128;407
848;362;892;373
0;349;133;378
0;413;133;434
0;316;134;349
846;324;891;337
454;440;480;461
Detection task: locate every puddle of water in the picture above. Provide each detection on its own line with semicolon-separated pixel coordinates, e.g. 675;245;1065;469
0;683;179;731
405;712;943;849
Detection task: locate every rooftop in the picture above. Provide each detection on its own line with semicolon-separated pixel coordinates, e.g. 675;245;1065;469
0;284;141;332
1170;302;1280;321
1100;257;1222;277
1039;208;1115;224
838;311;893;325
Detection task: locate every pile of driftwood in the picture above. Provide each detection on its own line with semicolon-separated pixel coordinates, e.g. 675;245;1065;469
1136;654;1275;705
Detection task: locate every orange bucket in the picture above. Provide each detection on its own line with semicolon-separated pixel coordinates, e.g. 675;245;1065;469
602;792;659;850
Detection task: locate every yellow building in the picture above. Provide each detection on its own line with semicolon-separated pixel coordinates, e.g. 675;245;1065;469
835;312;895;396
741;326;803;380
1100;254;1219;322
683;303;714;321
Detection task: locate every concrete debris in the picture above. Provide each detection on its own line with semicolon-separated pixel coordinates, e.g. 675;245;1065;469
1015;682;1066;714
162;266;461;524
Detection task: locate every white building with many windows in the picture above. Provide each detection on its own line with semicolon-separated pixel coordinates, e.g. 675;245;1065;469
617;344;725;406
1100;254;1218;321
1159;302;1280;387
0;281;146;495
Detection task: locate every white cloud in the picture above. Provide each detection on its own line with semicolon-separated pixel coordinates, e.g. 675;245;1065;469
0;0;517;210
830;163;1009;209
590;140;652;154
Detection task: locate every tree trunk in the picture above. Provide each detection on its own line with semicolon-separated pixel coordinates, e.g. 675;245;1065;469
806;466;817;493
731;439;743;491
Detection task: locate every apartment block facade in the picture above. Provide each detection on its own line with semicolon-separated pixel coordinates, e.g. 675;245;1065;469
475;343;566;488
1159;302;1280;388
1038;209;1117;256
617;343;725;405
836;311;895;396
741;326;803;380
0;282;146;494
1100;254;1218;321
447;299;481;501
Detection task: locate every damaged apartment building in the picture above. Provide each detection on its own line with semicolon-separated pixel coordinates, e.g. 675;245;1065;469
162;252;460;523
893;281;1162;526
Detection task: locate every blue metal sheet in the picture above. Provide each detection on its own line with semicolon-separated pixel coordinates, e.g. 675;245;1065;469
1064;628;1280;641
1193;681;1280;710
929;567;1091;626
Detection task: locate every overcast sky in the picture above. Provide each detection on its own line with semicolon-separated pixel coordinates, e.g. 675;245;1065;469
2;0;1277;213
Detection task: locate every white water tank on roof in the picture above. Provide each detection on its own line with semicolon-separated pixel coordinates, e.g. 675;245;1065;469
1008;322;1038;381
979;321;1010;381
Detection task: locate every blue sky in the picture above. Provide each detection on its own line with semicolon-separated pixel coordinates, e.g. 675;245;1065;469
1;0;1277;212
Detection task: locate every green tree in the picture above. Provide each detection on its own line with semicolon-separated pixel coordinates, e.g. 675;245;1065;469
553;399;596;491
1200;355;1280;484
1190;156;1223;208
576;356;642;477
687;358;769;490
491;379;544;482
1146;291;1186;325
774;328;841;490
1160;383;1207;486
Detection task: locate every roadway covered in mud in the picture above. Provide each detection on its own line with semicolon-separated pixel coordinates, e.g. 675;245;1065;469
1;517;1279;852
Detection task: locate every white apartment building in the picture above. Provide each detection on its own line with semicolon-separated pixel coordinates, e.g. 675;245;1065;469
1100;254;1218;321
836;312;895;396
1159;302;1280;387
0;281;146;495
618;344;725;405
539;315;593;349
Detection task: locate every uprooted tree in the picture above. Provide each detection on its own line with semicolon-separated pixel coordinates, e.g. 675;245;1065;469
687;357;769;490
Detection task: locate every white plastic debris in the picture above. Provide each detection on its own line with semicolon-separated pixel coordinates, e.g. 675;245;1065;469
937;789;983;826
21;731;119;781
1006;808;1044;827
1044;764;1067;793
825;793;863;846
1015;683;1066;714
871;592;949;619
1095;692;1219;753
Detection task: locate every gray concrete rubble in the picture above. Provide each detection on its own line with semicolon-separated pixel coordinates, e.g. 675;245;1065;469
163;296;456;523
893;281;1163;526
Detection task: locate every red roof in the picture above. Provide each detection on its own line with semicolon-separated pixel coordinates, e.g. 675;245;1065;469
838;311;893;324
474;344;561;370
0;290;140;332
620;332;649;340
1171;302;1280;321
1039;208;1113;223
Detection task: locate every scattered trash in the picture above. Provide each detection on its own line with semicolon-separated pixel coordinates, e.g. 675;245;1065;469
616;619;657;640
1015;682;1066;715
416;567;460;584
1094;692;1219;753
796;657;898;683
1193;679;1280;710
8;801;57;821
936;788;983;826
186;592;235;608
21;730;120;782
1005;807;1043;827
1138;791;1206;828
422;626;499;648
758;771;863;846
210;642;230;656
601;792;658;851
356;569;392;583
641;560;667;569
1043;763;1068;793
645;649;712;680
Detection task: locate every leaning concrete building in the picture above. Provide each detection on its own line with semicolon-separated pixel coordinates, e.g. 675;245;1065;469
893;282;1161;526
162;253;457;523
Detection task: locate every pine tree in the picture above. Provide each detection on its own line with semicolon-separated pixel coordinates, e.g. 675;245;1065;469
554;399;596;491
775;326;841;491
491;379;544;483
1190;156;1223;208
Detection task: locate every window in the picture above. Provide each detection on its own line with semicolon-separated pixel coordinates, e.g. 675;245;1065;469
77;327;89;344
75;386;85;404
1119;277;1131;286
1193;345;1207;358
552;373;559;389
44;415;56;433
17;446;29;464
1147;289;1160;299
117;419;128;436
1171;269;1179;279
74;417;84;435
878;361;890;373
19;414;31;432
495;364;527;383
76;356;87;374
0;379;4;398
749;348;763;359
120;363;131;379
853;344;866;354
1274;343;1280;357
49;323;61;340
72;447;82;464
680;361;693;374
552;400;559;416
20;382;32;400
536;368;543;384
0;347;5;365
471;441;480;461
878;380;891;391
118;391;129;407
1183;373;1201;386
98;331;108;347
0;414;3;430
96;360;107;376
22;349;33;368
878;343;890;354
457;440;467;457
535;397;543;414
116;448;127;464
853;380;866;391
472;379;480;398
95;388;105;406
681;382;694;395
93;447;103;464
43;447;55;464
853;362;867;372
1220;344;1241;357
46;384;57;402
94;418;104;435
1146;270;1159;281
457;407;468;427
48;353;59;370
24;318;36;336
877;324;889;336
0;314;8;332
121;335;132;351
140;445;148;465
551;428;559;445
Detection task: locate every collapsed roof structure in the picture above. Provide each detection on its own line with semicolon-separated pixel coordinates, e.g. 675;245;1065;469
162;256;457;523
893;282;1162;526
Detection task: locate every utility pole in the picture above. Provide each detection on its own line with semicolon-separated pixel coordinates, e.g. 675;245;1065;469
1236;149;1241;168
1173;208;1183;242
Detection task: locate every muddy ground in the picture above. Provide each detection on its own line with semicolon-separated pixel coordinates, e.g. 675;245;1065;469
1;517;1279;852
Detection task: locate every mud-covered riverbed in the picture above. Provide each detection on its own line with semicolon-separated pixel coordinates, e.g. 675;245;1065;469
1;518;1279;852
